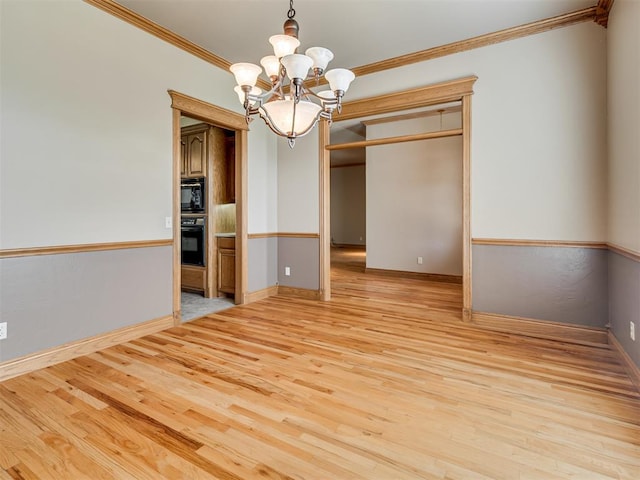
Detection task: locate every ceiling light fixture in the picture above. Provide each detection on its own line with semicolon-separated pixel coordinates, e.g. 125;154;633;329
230;0;355;148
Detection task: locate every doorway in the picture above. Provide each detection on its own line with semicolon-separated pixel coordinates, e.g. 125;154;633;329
169;90;249;325
319;76;476;321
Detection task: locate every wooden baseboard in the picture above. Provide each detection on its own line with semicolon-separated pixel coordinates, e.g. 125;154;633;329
0;315;174;382
608;332;640;393
277;286;323;301
471;311;608;346
331;243;366;249
365;267;463;284
245;285;279;303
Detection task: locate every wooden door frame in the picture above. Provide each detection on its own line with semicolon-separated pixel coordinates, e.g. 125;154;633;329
319;76;477;321
169;90;249;325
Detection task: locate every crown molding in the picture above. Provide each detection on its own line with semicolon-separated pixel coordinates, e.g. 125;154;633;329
90;2;602;86
351;7;598;78
595;0;615;28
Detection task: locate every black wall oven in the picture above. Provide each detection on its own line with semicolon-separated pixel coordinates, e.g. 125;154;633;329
181;216;206;266
181;177;205;213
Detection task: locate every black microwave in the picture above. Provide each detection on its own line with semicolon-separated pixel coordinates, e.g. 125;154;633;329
181;177;205;213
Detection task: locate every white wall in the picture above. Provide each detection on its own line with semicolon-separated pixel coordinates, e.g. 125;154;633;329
366;113;463;275
607;0;640;253
0;0;277;249
248;121;278;234
277;134;319;233
330;165;366;245
276;22;607;243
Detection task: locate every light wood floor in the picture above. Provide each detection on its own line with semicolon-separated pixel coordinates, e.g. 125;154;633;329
1;248;639;479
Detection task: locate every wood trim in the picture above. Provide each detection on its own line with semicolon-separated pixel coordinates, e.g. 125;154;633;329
608;331;640;393
0;315;174;382
172;108;182;323
350;8;598;78
277;286;323;301
168;90;248;131
326;128;463;151
320;76;476;316
471;311;609;346
595;0;615;28
248;233;279;239
83;0;230;71
361;105;462;126
608;242;640;262
365;268;462;284
88;0;598;90
336;77;477;122
170;90;248;316
245;285;279;303
247;233;320;239
472;238;609;249
462;94;472;322
236;129;249;304
0;239;172;259
332;243;366;249
319;121;331;302
330;162;366;169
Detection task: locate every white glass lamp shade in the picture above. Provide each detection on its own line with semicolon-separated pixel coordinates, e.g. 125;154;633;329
230;63;262;87
325;68;356;93
317;90;337;110
234;85;262;106
305;47;334;72
269;34;300;58
260;55;281;78
280;54;313;81
260;99;322;136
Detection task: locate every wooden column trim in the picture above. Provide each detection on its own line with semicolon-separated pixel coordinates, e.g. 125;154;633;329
237;129;249;304
172;108;182;324
319;121;331;302
462;94;472;322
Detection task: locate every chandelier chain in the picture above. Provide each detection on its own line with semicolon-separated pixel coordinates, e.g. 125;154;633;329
287;0;295;19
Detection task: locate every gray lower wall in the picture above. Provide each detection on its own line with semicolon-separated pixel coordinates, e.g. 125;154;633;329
248;237;278;293
0;246;172;363
472;244;608;328
278;237;320;290
608;250;640;369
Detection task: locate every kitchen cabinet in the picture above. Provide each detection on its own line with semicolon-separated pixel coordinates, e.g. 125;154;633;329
181;125;207;178
217;236;235;295
212;130;236;204
181;265;206;293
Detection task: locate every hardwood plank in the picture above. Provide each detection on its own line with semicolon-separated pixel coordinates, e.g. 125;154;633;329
0;247;639;479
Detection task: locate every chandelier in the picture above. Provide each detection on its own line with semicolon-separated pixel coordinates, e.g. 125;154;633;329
229;0;355;147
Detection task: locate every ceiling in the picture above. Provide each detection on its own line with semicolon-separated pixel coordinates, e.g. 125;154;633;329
116;0;596;71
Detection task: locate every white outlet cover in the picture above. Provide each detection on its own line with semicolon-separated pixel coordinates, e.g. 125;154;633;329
631;321;636;341
0;322;7;340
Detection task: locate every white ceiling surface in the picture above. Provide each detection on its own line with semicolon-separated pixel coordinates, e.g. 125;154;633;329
117;0;595;70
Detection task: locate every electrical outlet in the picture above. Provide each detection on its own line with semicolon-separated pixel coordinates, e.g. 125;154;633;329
285;266;291;276
0;322;7;340
165;216;172;229
631;321;636;341
417;256;423;265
